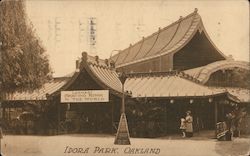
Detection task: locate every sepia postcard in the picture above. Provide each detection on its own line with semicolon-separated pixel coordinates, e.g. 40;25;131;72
0;0;249;156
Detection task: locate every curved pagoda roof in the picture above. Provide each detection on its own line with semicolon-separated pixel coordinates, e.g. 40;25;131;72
54;52;123;97
111;8;226;68
184;60;250;84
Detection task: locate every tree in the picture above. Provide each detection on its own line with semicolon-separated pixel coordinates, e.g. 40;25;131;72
0;0;52;93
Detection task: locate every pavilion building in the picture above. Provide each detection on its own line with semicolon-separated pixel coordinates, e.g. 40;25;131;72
1;9;249;137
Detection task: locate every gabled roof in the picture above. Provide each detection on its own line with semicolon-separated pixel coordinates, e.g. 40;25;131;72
124;71;229;99
111;9;226;68
184;60;250;84
53;53;123;97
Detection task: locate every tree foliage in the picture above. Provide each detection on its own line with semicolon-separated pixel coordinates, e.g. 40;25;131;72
0;0;52;92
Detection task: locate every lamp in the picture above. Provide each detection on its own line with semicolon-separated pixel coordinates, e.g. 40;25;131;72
114;71;131;145
209;98;213;103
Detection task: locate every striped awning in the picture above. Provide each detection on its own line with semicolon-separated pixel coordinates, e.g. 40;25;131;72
125;74;225;98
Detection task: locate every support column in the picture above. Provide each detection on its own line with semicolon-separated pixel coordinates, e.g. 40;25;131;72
2;106;5;120
0;126;2;154
214;101;218;138
8;107;10;121
57;101;60;135
111;99;114;134
221;101;225;120
165;102;167;135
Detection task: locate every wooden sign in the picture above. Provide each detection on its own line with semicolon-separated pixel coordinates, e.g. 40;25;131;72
61;90;109;103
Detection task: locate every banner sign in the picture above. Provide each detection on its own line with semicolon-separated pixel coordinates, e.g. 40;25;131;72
61;90;109;103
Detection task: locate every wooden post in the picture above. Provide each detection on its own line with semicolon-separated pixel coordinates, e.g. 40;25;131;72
8;107;10;121
165;102;167;135
57;101;60;135
122;84;125;114
214;101;218;138
221;101;224;120
111;99;114;134
0;126;2;154
2;106;5;121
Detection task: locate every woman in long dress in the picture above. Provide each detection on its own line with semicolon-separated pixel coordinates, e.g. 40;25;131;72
185;111;193;137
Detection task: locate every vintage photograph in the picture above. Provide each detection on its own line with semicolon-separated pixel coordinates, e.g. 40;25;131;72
0;0;249;155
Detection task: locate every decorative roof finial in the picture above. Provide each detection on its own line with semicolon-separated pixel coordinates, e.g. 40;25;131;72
76;59;80;71
110;60;115;70
81;51;88;62
179;16;183;21
104;59;109;67
194;8;198;13
95;55;99;64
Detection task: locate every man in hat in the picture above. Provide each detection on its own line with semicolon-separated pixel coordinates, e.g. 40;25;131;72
185;110;193;137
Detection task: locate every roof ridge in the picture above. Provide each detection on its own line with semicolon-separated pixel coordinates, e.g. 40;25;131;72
158;12;200;55
80;52;116;70
126;71;201;83
178;71;202;84
111;10;199;60
116;11;201;68
127;71;180;78
160;11;198;33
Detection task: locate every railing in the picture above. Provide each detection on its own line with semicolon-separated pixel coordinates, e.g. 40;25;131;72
216;122;229;140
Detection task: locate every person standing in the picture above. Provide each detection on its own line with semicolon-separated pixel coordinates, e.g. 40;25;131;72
185;111;193;137
180;117;186;137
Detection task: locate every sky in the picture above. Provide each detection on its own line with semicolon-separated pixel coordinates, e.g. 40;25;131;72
25;0;249;77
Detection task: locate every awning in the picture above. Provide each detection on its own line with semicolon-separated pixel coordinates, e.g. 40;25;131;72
4;77;70;101
125;73;226;98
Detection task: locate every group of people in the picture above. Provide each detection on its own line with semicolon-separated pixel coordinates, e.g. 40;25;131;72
180;110;193;138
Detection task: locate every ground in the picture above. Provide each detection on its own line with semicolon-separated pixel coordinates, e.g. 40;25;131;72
1;132;250;156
